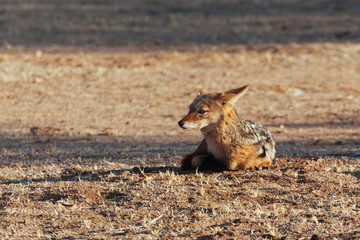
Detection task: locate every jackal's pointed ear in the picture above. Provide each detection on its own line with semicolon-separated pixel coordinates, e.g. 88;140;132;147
219;85;249;106
197;88;209;95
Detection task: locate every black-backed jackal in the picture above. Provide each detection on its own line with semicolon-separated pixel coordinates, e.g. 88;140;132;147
178;86;275;171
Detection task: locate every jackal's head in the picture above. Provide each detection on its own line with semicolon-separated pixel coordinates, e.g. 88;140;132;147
178;85;249;132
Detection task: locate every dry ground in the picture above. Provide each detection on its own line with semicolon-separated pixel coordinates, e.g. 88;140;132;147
1;1;360;239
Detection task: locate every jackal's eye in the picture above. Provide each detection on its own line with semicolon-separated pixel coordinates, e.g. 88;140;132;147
198;109;208;114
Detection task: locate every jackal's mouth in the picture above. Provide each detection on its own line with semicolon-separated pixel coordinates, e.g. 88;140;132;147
178;120;193;129
178;120;201;130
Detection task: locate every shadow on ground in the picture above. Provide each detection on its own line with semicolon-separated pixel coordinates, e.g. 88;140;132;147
0;133;359;163
0;130;359;185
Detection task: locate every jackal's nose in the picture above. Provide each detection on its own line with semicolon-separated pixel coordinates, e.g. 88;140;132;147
178;120;185;128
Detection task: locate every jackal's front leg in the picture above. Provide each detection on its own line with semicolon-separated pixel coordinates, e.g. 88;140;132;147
181;139;208;170
182;139;225;171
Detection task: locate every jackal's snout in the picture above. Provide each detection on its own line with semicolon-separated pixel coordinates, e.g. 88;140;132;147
178;120;185;129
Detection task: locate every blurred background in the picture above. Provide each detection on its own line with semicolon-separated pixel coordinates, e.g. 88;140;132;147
1;0;360;47
0;0;359;158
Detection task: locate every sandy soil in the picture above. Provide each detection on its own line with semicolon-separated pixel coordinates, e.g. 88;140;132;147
0;1;360;239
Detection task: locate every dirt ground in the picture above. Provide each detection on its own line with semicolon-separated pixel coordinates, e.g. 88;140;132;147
0;1;360;239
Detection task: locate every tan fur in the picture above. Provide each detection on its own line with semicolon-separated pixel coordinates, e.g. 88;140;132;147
182;112;198;122
178;85;275;171
227;144;271;170
198;88;209;95
204;109;271;170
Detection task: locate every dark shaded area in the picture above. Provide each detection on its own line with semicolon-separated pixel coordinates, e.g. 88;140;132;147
0;129;359;185
0;0;359;47
0;133;358;166
346;170;360;179
39;192;66;203
104;191;127;203
0;134;189;167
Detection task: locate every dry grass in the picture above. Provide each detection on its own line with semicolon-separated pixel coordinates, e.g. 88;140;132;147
1;0;360;239
0;153;359;239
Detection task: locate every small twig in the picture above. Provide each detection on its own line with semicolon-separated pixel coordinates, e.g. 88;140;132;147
133;167;149;184
145;214;163;227
114;215;163;233
138;167;148;178
134;176;147;184
334;229;359;235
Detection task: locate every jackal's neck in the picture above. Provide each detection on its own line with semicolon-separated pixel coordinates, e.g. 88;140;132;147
201;108;243;137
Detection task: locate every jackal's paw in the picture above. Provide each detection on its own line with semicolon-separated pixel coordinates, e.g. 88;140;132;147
191;155;207;169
